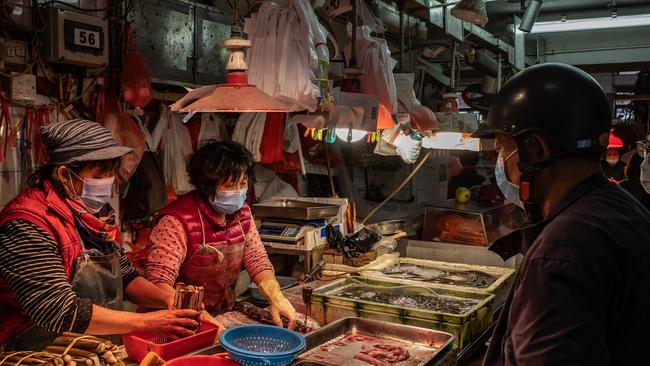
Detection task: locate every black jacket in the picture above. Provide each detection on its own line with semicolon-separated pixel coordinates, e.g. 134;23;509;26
484;173;650;366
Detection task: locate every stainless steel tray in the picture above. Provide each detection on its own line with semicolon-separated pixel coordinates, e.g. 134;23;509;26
254;199;340;220
296;318;454;366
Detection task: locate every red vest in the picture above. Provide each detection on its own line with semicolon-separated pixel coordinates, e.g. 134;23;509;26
156;191;254;314
0;182;83;343
156;190;253;259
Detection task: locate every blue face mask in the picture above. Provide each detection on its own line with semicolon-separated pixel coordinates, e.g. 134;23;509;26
495;149;523;208
212;188;248;214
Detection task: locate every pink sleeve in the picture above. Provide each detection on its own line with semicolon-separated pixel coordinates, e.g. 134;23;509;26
145;215;188;286
242;221;275;278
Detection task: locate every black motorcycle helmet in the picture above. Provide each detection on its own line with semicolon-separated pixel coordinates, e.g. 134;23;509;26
473;62;611;155
473;63;611;221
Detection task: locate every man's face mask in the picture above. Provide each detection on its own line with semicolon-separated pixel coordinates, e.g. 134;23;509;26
67;170;115;213
641;155;650;194
495;149;523;208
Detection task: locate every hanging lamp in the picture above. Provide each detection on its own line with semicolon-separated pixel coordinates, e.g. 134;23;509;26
450;0;489;26
175;0;290;113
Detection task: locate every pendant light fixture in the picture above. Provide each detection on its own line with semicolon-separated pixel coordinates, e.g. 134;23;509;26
174;0;290;113
450;0;489;26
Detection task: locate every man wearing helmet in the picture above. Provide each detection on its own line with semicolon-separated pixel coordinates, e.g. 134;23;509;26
602;130;626;182
474;63;650;365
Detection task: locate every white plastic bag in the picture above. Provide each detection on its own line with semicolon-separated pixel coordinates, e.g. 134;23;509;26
198;113;227;147
160;109;193;194
345;25;398;115
232;113;266;162
246;0;329;112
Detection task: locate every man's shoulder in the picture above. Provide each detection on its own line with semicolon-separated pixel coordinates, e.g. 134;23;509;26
529;183;650;262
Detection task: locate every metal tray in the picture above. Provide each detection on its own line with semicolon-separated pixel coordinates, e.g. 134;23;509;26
297;318;454;366
254;199;341;220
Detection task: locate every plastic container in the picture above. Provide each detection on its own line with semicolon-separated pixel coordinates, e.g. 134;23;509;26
360;257;515;310
165;355;239;366
308;278;493;351
219;324;306;366
122;320;219;362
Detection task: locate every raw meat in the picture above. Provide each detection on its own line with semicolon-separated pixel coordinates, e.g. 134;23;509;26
364;344;410;363
354;352;389;366
354;344;410;366
230;302;319;333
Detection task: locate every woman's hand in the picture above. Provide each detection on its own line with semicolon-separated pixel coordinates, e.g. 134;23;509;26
137;309;201;340
258;278;297;330
269;296;297;330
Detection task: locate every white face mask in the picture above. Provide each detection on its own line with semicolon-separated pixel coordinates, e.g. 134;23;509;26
67;170;115;213
495;149;524;208
606;157;620;166
641;155;650;194
212;187;248;214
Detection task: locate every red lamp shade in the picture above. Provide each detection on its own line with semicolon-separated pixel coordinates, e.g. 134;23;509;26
178;72;291;113
377;103;394;130
608;129;624;149
409;105;439;131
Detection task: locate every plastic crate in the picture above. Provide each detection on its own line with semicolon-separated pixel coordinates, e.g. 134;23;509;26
122;320;219;362
309;278;493;351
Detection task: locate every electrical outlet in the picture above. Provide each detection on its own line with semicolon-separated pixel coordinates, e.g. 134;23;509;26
4;39;28;66
9;74;36;101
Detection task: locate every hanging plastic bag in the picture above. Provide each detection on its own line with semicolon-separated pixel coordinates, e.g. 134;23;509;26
121;23;153;108
0;98;17;163
98;89;146;182
121;117;168;221
0;102;19;207
198;113;227;147
160;109;193;194
233;113;266;162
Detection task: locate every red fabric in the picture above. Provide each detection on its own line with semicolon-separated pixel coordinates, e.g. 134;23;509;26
64;196;120;244
156;191;253;254
264;151;301;174
185;116;202;152
0;182;83;343
32;106;50;166
121;23;153;108
258;113;285;165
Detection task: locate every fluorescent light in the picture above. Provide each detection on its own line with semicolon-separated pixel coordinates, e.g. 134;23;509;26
335;128;367;143
531;14;650;33
422;132;480;151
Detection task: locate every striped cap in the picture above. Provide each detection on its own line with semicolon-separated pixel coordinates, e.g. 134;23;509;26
41;119;133;165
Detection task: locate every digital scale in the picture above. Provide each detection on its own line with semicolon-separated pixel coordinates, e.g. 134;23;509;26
257;219;326;244
253;199;347;250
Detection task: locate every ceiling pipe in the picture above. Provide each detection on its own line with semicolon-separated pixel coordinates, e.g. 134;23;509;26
519;0;543;32
486;0;650;16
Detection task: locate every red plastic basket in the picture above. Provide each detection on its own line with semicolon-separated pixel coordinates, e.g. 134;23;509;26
165;355;238;366
122;320;219;362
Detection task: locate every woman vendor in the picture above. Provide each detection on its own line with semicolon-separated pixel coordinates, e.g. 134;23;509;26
145;140;297;329
0;119;200;350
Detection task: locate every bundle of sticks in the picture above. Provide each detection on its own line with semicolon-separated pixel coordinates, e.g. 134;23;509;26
0;333;122;366
173;283;204;311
